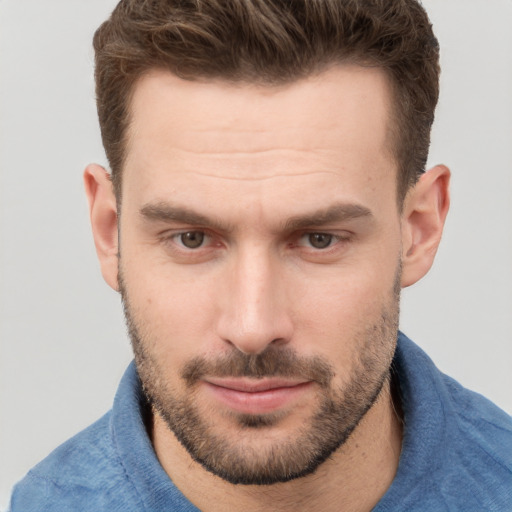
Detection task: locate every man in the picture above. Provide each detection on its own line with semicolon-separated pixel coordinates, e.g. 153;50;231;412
9;0;512;510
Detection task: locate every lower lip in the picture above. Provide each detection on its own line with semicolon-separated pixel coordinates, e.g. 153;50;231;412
203;382;312;415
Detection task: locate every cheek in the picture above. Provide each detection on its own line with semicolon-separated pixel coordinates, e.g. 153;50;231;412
292;259;396;320
287;258;399;359
122;257;222;360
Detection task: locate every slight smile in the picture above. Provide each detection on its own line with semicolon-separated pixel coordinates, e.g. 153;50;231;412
202;378;313;415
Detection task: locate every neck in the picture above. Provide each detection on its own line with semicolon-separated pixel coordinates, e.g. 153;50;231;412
152;379;403;512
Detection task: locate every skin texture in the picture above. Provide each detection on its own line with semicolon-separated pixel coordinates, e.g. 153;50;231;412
85;65;450;511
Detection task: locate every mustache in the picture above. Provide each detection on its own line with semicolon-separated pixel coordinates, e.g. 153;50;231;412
181;345;334;388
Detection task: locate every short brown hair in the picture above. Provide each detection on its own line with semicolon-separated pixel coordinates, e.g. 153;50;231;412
93;0;440;204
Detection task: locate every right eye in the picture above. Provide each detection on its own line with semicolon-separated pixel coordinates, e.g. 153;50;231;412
174;231;208;249
302;232;334;249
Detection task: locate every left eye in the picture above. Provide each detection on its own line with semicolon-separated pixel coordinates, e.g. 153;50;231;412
303;233;335;249
175;231;207;249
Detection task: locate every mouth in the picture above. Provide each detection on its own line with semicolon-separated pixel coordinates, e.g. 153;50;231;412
202;377;313;415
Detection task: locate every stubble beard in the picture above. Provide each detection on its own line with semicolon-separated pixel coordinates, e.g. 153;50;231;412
119;269;401;486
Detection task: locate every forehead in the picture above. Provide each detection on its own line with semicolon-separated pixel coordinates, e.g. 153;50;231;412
122;65;397;217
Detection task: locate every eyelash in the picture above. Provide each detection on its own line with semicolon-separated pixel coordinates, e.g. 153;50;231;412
173;231;211;249
160;229;352;256
296;232;350;250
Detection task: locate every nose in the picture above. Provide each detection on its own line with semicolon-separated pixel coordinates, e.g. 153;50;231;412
216;245;293;355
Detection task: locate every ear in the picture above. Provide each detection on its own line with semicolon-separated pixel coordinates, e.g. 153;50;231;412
401;165;450;288
84;164;119;291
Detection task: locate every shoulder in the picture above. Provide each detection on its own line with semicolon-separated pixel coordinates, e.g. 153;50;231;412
440;372;512;484
9;412;142;512
387;333;512;510
426;374;512;510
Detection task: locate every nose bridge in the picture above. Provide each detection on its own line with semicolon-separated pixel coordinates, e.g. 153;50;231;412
217;241;292;354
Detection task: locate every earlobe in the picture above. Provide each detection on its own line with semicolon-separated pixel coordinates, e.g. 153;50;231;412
401;165;450;288
84;164;120;291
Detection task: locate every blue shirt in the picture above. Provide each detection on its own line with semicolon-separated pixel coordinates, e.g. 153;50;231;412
10;333;512;511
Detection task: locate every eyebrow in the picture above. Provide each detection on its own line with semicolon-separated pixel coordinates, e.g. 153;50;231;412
139;201;373;233
140;203;233;232
283;203;373;231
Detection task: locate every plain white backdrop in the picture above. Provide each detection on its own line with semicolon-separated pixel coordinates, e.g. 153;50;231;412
1;0;511;507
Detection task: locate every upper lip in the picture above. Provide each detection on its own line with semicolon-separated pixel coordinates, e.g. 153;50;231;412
204;377;309;393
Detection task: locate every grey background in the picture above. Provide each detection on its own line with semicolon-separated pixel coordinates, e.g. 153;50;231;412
1;0;511;507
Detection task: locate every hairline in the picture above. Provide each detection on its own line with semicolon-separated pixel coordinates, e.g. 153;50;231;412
115;61;410;212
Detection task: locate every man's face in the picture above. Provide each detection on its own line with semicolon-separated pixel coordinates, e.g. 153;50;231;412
118;66;403;484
